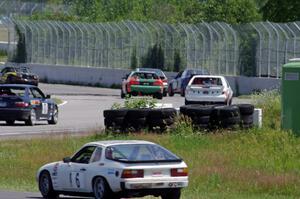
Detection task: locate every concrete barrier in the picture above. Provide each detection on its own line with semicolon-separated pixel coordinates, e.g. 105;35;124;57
2;63;280;95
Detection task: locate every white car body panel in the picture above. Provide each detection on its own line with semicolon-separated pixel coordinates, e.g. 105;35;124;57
185;75;233;104
37;140;188;196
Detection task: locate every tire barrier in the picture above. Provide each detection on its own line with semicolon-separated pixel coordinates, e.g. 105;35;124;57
103;108;176;132
104;104;255;132
236;104;254;128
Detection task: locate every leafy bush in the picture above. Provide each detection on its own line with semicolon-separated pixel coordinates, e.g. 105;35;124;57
111;97;157;109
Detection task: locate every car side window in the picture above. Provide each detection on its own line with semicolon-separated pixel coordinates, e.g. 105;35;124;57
175;71;183;79
71;146;97;164
90;147;102;163
30;88;45;99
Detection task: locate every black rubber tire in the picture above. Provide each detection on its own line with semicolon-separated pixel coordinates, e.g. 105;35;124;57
125;109;150;119
120;89;125;99
185;99;190;105
193;115;210;125
25;109;36;126
39;171;58;199
48;106;58;125
148;108;177;120
222;116;241;125
149;118;174;126
154;93;163;100
240;114;254;124
236;104;254;115
93;177;111;199
161;189;181;199
212;105;240;119
104;117;124;127
6;120;15;125
186;105;214;117
168;85;174;97
180;104;202;115
103;109;128;118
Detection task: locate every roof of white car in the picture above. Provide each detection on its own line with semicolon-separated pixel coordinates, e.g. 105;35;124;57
191;75;225;78
86;140;155;147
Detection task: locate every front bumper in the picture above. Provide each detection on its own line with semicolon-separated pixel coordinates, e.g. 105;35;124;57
0;108;31;121
130;85;163;94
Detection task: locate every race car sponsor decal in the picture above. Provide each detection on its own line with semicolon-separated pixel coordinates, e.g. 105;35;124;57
70;172;85;189
42;103;48;114
52;162;59;176
107;169;115;175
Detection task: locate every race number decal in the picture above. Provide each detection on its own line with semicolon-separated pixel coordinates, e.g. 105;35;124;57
42;103;48;114
70;172;85;189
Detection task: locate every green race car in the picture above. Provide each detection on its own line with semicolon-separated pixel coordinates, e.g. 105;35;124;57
121;71;164;99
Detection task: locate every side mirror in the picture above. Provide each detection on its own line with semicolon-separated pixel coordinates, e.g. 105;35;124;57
63;157;71;163
46;94;51;99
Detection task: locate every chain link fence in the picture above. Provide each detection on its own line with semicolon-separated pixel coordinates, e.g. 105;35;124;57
3;18;300;78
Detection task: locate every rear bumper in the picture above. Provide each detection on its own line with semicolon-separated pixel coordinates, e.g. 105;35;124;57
130;85;163;94
185;94;228;103
0;108;31;121
120;179;188;197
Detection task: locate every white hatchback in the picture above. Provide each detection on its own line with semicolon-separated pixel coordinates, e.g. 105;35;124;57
37;140;188;199
185;75;233;105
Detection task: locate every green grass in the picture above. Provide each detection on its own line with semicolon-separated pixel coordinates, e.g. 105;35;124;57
1;90;298;198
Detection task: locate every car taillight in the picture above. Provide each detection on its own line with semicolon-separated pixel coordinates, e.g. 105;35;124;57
171;168;188;177
153;80;163;86
121;169;144;178
15;102;29;108
129;77;139;85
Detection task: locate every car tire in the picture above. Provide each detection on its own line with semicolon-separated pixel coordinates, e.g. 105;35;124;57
120;89;125;99
48;106;58;125
236;104;254;115
168;85;174;97
184;99;189;105
161;189;181;199
6;120;15;125
154;93;163;100
39;171;58;199
25;109;36;126
93;177;111;199
103;109;128;119
180;89;185;97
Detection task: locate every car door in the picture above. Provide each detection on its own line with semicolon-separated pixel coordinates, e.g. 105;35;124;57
172;71;183;91
29;87;50;120
59;146;97;192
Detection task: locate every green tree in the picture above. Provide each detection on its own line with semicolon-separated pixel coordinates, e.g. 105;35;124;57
261;0;300;22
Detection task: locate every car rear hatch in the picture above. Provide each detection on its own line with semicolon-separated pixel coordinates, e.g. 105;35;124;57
0;96;28;108
188;85;224;96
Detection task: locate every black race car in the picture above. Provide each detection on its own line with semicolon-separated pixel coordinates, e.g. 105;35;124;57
0;84;58;125
0;66;39;86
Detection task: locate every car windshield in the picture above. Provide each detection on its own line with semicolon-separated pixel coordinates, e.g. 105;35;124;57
138;68;165;78
0;87;26;97
132;72;159;80
191;77;223;87
105;144;181;163
187;69;209;76
16;67;30;73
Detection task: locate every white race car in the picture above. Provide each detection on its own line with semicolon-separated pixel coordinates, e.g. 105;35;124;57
185;75;233;105
37;140;188;199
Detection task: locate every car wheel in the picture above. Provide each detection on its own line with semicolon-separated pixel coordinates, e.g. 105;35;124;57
48;106;58;125
180;89;185;97
93;177;111;199
168;85;174;97
121;89;125;99
156;93;163;100
25;109;36;126
6;120;15;125
161;189;181;199
39;171;58;199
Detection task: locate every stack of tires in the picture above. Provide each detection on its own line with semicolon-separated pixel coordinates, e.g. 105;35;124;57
103;109;128;131
147;108;177;131
124;109;150;131
103;108;177;132
180;105;213;128
210;105;241;129
236;104;254;128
